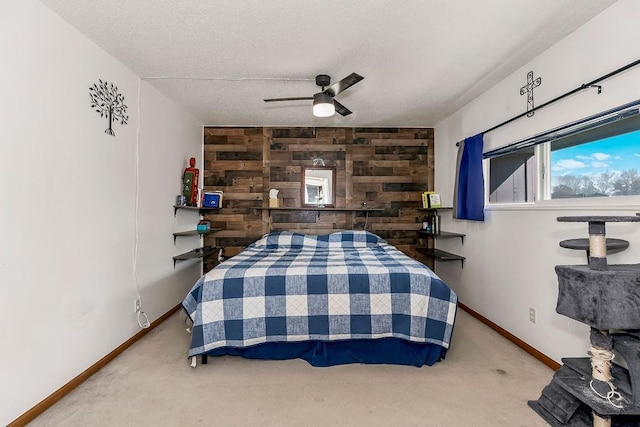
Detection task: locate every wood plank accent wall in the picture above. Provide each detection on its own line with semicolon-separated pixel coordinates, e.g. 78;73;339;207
202;127;434;271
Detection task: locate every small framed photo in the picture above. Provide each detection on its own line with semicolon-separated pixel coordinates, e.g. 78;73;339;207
428;193;442;208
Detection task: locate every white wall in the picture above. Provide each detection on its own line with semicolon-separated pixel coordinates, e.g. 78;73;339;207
434;0;640;363
0;1;203;424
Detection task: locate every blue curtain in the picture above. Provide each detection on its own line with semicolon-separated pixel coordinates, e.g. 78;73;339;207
454;133;485;221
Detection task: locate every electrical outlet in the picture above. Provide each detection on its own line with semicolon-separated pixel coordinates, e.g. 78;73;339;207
529;307;536;324
134;297;141;313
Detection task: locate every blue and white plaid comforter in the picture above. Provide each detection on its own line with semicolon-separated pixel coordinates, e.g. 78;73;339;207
182;231;457;358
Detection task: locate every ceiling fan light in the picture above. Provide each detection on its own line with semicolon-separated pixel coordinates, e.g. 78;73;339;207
313;93;335;117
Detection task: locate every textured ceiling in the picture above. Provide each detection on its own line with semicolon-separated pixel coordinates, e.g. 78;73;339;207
40;0;617;127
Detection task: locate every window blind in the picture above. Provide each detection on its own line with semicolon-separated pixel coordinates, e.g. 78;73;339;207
483;99;640;159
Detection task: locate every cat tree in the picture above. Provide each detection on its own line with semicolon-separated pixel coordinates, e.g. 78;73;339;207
529;215;640;427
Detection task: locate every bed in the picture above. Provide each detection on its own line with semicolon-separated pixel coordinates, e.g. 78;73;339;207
182;230;458;367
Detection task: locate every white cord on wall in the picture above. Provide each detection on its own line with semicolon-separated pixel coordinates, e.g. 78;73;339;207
133;77;150;329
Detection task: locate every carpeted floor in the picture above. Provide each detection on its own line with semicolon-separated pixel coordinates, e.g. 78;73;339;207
29;309;552;426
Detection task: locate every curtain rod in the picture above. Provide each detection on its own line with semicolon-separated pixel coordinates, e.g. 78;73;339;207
455;58;640;146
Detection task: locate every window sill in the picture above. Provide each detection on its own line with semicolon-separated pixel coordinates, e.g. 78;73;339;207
485;195;640;212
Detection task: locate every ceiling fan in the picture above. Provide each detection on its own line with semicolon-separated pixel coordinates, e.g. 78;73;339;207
264;73;364;117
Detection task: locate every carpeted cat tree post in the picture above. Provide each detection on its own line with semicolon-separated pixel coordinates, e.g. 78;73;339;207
528;215;640;427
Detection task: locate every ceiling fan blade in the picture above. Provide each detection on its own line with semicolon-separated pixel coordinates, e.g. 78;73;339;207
323;73;364;97
333;100;352;116
264;96;314;102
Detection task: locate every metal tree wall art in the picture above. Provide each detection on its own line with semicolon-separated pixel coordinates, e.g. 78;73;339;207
89;79;128;136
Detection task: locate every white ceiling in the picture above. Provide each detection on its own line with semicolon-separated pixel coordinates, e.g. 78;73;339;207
40;0;617;127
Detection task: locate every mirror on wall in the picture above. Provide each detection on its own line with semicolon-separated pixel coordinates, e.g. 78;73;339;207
301;166;336;207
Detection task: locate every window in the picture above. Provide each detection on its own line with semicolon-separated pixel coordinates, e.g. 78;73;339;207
486;100;640;204
489;148;535;203
550;128;640;199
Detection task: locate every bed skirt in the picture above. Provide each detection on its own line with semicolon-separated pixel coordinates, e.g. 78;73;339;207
203;338;449;367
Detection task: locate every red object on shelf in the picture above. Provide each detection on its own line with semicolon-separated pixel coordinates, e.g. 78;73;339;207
182;157;199;206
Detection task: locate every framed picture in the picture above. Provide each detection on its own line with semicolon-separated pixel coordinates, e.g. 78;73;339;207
428;193;442;208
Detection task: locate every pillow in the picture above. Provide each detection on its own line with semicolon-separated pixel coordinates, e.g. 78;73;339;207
249;230;386;250
249;231;316;249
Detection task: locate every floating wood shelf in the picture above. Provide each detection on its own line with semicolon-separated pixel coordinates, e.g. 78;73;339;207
417;207;453;211
417;229;465;243
415;247;465;268
173;205;221;216
173;246;219;267
414;207;465;269
256;207;384;219
255;207;384;212
172;228;222;244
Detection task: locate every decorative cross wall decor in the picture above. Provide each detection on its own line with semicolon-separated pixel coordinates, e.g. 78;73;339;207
520;71;542;117
89;79;129;136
